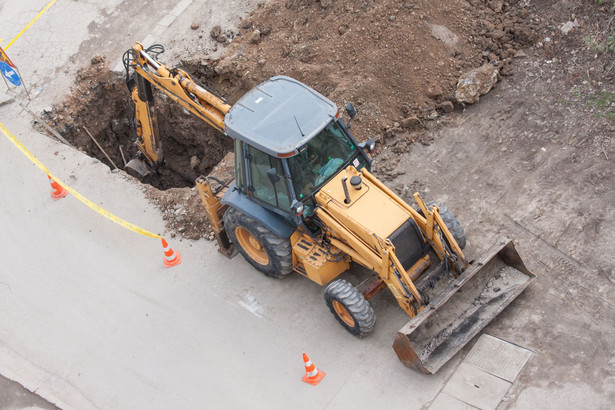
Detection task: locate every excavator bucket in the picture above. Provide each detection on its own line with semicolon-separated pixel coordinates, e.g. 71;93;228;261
124;157;154;180
392;239;535;374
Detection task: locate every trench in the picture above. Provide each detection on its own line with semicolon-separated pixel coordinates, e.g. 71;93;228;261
50;58;251;190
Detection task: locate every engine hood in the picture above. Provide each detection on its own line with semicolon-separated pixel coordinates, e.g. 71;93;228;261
314;166;412;243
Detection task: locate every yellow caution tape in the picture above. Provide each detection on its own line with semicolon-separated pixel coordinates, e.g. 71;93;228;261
0;121;162;239
5;0;59;50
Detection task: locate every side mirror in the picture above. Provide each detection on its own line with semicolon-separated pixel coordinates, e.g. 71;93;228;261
345;103;357;128
358;138;377;154
266;168;280;185
345;103;357;119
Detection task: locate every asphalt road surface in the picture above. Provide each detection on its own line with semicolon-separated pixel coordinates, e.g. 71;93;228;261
0;1;450;408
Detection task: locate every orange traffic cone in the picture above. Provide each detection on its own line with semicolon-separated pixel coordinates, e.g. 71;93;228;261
162;237;181;268
48;175;68;200
302;353;325;386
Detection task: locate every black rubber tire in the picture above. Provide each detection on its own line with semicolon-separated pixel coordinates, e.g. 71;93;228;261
423;201;466;250
223;207;293;278
324;279;375;337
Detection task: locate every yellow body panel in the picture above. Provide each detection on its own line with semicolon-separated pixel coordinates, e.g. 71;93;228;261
316;166;411;243
291;233;349;285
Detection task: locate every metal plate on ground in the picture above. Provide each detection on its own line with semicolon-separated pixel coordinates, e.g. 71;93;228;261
429;392;479;410
464;334;532;383
442;363;512;410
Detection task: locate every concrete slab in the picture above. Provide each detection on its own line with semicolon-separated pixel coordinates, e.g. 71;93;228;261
464;334;532;383
0;374;59;409
442;363;512;410
429;392;478;410
171;0;194;17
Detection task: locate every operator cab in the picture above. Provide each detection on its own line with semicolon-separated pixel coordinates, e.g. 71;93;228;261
224;76;371;226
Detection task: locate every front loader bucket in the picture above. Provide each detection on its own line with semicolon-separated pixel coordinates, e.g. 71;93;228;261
393;239;535;374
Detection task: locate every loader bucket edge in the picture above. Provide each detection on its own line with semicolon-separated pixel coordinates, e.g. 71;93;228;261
392;239;535;374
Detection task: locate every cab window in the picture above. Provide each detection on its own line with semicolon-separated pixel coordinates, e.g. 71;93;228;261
248;145;291;212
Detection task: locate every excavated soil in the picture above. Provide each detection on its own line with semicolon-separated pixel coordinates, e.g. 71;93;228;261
43;0;612;244
221;0;539;140
45;58;234;191
43;58;241;239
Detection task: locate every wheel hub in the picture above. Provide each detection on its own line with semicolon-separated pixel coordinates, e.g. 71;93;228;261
332;300;355;327
235;227;269;266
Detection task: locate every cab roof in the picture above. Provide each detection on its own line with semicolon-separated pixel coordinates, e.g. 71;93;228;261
224;76;338;157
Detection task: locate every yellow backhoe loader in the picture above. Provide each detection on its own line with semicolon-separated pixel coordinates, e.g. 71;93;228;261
122;43;535;374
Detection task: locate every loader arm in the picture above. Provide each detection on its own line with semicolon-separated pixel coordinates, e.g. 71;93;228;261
122;43;231;176
313;166;476;317
315;205;423;317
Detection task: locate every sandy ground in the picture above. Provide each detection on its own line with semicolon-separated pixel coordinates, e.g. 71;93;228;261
386;49;615;407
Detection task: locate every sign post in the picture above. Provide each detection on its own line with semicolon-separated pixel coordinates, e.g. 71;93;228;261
0;46;30;100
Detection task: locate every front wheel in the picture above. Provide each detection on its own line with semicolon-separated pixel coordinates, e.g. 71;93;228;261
324;279;375;337
423;201;466;250
223;207;293;279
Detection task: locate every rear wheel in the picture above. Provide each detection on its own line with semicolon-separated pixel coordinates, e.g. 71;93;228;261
424;201;466;250
324;279;375;337
223;207;293;278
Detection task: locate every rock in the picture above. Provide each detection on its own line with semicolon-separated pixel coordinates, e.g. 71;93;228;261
191;22;199;30
295;46;313;63
427;110;439;120
514;50;527;58
250;30;261;44
338;24;349;35
482;20;495;32
427;85;443;100
490;30;505;40
500;59;514;76
430;24;459;48
320;0;333;8
260;25;272;36
190;156;200;170
455;64;501;104
90;56;105;65
561;20;579;35
210;26;222;40
488;0;503;13
514;26;538;44
401;116;423;130
437;101;455;113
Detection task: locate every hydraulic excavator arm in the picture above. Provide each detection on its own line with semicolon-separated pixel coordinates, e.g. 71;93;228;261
122;43;231;178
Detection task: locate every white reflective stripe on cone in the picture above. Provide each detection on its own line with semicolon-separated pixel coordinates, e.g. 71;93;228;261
306;368;318;377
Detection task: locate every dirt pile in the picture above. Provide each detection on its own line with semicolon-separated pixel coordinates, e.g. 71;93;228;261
219;0;540;140
45;0;545;240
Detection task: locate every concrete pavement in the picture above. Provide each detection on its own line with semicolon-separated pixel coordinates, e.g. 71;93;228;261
0;1;457;408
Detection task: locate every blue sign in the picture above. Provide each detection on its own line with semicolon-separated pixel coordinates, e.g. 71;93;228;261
0;61;21;86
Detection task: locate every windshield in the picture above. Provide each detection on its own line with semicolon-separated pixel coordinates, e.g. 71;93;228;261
287;121;357;200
